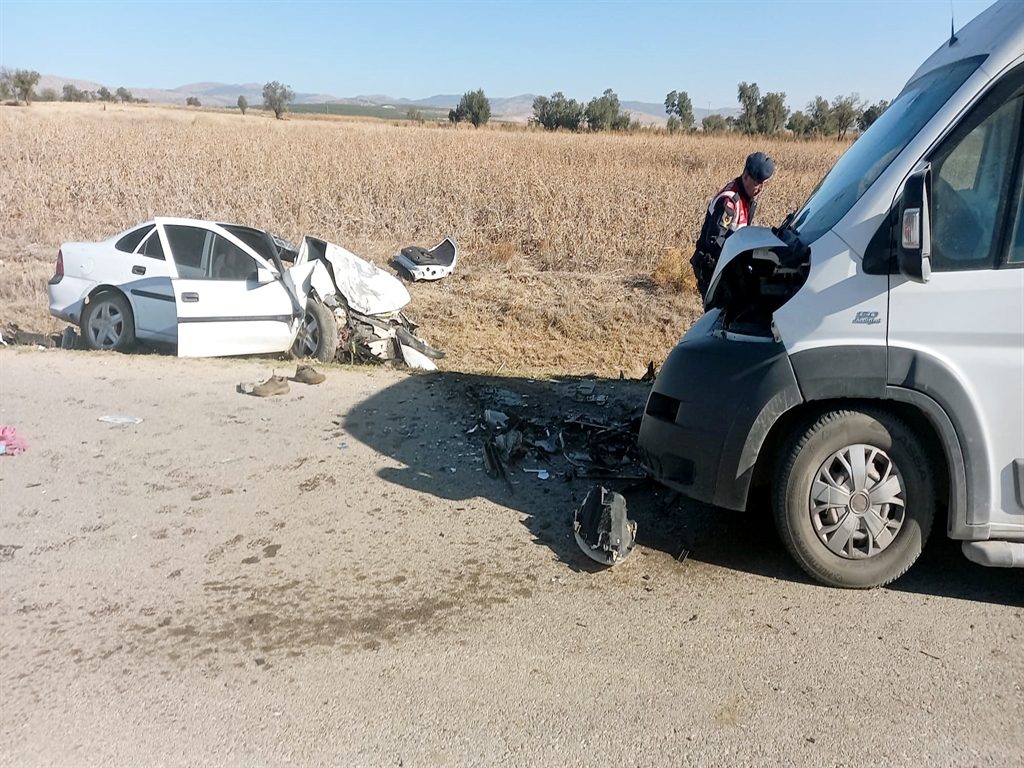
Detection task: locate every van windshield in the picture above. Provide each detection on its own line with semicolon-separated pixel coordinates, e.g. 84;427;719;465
791;56;985;246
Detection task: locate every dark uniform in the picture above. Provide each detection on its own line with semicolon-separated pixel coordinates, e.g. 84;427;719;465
690;152;775;300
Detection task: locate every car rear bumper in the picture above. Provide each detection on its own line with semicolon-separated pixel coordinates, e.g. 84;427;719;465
47;276;92;325
638;320;803;511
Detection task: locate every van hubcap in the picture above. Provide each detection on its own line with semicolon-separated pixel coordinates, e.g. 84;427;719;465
809;444;906;559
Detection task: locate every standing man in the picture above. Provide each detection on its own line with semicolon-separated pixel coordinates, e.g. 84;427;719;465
690;151;775;300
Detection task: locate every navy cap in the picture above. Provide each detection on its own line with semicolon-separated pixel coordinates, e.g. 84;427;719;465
744;152;775;182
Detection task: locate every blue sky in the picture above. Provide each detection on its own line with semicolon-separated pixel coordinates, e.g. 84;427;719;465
0;0;999;110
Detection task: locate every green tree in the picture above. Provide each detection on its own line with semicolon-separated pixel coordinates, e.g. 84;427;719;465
115;86;133;103
531;92;584;131
405;107;424;123
831;93;862;140
452;89;490;127
237;95;248;115
702;113;727;133
186;96;201;107
262;81;294;119
12;69;40;105
664;90;694;132
62;83;86;102
786;110;812;136
39;87;58;102
97;86;114;102
736;81;760;134
585;88;630;131
858;99;888;131
0;67;12;101
756;91;788;135
807;96;836;138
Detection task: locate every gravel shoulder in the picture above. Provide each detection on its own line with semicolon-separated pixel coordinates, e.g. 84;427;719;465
1;348;1021;767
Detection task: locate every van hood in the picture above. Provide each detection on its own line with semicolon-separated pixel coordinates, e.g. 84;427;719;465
704;226;787;309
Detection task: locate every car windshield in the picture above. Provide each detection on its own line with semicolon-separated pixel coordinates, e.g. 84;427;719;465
790;56;985;245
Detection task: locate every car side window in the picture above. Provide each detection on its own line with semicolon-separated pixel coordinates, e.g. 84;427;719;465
163;225;211;279
221;225;278;264
209;234;258;280
929;67;1023;271
116;225;154;253
138;230;165;260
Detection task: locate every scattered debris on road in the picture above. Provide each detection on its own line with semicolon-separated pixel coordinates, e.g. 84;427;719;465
465;380;646;489
3;323;61;349
96;415;143;425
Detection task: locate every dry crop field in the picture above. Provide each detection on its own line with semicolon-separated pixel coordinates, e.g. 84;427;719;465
0;103;849;375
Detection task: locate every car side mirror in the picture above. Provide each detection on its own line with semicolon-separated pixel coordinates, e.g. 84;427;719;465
897;166;932;283
256;267;276;284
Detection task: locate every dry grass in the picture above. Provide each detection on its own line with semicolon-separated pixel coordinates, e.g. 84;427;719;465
0;103;848;376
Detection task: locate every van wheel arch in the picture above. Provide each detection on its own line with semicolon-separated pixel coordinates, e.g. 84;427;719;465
753;399;950;520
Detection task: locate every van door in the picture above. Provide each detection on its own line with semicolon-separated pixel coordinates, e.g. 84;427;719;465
888;65;1024;533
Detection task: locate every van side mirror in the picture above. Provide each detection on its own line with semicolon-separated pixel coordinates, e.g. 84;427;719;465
256;267;276;284
898;167;932;283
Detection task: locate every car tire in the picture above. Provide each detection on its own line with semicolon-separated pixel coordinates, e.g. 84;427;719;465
773;408;935;589
291;300;338;362
81;291;136;352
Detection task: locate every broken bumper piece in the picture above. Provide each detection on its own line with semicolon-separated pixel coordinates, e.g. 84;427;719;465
393;237;458;282
573;485;637;566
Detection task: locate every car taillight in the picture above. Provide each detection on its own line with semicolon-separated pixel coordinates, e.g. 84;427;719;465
55;249;64;277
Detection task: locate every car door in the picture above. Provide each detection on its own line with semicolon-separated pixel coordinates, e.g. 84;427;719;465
163;222;312;357
887;64;1024;532
124;227;176;338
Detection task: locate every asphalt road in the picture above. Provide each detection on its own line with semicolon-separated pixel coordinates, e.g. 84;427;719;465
1;349;1021;767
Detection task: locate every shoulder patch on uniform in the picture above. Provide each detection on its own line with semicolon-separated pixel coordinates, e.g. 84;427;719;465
721;210;733;228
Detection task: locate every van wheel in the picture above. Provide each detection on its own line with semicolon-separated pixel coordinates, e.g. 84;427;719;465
291;300;338;362
773;409;934;589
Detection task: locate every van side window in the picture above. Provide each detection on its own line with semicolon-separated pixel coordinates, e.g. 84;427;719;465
929;66;1023;271
1007;167;1024;265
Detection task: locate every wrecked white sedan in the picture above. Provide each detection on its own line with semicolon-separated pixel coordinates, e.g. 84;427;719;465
47;218;442;368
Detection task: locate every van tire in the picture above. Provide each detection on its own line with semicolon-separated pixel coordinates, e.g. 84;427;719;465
773;408;934;589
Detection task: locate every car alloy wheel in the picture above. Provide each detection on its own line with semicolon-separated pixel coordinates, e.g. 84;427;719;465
82;292;136;352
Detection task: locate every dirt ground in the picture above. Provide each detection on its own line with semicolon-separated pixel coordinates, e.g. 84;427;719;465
0;347;1021;767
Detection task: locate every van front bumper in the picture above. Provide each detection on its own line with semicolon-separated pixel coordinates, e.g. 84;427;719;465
638;329;803;511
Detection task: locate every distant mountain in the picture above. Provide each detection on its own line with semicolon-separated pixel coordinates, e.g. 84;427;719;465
29;74;742;125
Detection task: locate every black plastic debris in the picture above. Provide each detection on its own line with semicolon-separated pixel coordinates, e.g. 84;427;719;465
573;485;637;565
465;381;648;487
3;323;61;348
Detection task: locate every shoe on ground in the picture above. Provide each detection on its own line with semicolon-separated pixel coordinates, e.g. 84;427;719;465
293;365;326;385
252;375;289;397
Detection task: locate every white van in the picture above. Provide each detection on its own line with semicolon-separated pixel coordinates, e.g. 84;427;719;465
638;0;1024;588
